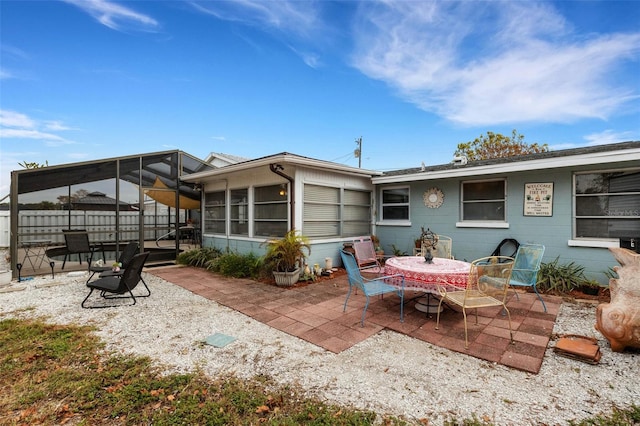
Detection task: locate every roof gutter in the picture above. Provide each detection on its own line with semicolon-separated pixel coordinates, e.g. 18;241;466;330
270;163;295;231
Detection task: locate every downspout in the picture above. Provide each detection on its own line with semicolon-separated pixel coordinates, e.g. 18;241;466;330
269;164;295;231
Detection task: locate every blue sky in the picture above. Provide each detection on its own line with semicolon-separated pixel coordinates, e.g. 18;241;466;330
1;0;639;198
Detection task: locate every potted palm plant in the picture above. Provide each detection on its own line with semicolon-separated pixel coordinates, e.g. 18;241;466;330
262;229;311;287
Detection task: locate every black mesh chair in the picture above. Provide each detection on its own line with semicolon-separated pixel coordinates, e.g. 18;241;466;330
86;241;139;283
81;252;150;308
62;229;105;269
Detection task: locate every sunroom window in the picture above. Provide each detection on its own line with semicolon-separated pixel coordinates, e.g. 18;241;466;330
302;185;371;237
204;191;225;234
574;170;640;239
303;185;339;237
461;179;506;221
254;184;288;237
229;188;248;236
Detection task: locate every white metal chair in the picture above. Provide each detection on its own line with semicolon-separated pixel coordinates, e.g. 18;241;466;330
436;256;515;348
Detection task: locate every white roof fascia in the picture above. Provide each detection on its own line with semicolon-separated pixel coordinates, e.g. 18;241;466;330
372;147;640;184
183;153;383;182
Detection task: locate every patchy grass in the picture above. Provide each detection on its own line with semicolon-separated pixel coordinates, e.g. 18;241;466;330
0;318;405;425
1;317;637;426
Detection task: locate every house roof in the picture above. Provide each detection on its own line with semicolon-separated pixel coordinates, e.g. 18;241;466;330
373;141;640;184
203;152;250;166
72;191;136;211
182;152;383;182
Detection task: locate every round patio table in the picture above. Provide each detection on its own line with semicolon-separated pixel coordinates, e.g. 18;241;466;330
384;256;471;313
385;256;470;289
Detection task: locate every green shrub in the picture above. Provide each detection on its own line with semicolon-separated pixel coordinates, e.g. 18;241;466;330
206;252;261;279
176;247;222;267
537;257;600;293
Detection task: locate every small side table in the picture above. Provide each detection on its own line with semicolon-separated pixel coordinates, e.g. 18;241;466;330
21;240;52;271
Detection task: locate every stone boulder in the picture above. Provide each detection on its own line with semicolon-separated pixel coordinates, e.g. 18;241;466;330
595;247;640;352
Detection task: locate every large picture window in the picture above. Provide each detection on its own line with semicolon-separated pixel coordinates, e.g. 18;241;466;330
254;184;288;237
380;187;409;221
229;188;248;236
204;191;225;234
574;170;640;239
461;180;506;221
302;185;371;237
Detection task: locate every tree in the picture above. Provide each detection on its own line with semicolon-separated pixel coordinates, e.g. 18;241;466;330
18;160;49;169
454;130;549;162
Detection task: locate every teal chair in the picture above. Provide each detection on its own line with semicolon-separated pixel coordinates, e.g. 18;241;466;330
340;250;405;326
508;244;546;312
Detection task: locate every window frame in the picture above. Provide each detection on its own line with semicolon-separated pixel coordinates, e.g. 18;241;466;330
458;179;508;227
572;168;640;242
203;190;226;235
229;188;249;236
302;184;372;238
379;186;410;223
253;184;289;238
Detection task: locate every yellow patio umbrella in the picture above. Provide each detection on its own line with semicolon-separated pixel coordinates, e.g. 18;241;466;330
144;177;200;209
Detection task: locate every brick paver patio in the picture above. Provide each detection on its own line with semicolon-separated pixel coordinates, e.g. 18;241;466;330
148;266;562;374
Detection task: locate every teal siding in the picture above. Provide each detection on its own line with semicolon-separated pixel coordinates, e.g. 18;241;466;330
376;167;625;285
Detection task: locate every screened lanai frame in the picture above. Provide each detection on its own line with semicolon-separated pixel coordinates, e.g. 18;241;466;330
9;150;214;276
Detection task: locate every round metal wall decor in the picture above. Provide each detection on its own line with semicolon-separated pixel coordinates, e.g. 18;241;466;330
423;187;444;208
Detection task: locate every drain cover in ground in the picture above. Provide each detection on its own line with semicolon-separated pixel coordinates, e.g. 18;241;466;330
205;333;236;348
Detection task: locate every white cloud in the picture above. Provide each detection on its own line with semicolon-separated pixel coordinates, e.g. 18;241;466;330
44;120;76;131
351;1;640;126
0;110;36;128
189;0;327;68
0;128;65;141
0;68;13;80
189;0;321;38
62;0;159;32
583;130;636;146
0;110;75;146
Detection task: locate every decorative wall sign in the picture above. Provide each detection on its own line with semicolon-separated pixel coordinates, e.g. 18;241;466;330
423;187;444;208
524;183;554;216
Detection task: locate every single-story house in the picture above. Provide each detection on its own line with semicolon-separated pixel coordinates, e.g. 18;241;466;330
184;142;640;284
182;152;382;267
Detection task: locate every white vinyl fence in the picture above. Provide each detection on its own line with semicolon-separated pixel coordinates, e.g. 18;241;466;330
0;211;9;247
2;210;183;247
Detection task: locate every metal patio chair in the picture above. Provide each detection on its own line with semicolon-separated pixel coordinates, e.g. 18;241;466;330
86;241;139;283
340;249;405;327
436;255;515;349
506;244;546;312
61;229;105;270
352;237;383;273
81;252;150;308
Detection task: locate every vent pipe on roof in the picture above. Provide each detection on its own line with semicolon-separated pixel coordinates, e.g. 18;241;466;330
452;155;468;166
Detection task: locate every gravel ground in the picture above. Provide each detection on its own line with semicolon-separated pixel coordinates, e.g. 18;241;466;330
1;269;638;425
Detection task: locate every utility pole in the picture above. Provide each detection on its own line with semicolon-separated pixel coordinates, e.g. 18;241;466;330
354;136;362;168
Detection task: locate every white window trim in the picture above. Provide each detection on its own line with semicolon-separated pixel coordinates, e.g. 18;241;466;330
380;186;411;222
572;167;640;241
568;239;619;248
460;178;507;224
456;221;509;229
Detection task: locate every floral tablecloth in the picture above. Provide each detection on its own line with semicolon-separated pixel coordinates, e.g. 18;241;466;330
384;256;470;293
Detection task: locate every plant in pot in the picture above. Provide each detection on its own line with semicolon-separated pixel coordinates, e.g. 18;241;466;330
262;229;311;287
